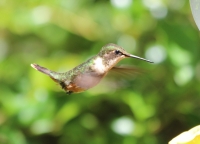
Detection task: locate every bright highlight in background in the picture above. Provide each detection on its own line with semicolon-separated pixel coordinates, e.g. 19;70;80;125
142;0;163;9
117;35;136;53
31;119;53;134
150;5;168;19
32;6;51;25
111;117;134;135
142;0;168;19
111;0;132;8
145;45;166;64
174;65;194;86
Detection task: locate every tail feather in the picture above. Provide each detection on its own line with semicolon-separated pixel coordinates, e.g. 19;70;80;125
31;63;51;76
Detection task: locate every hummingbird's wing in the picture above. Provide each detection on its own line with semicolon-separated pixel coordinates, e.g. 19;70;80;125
110;66;142;77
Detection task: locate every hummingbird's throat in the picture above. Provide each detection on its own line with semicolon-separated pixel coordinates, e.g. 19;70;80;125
93;57;107;74
93;55;125;74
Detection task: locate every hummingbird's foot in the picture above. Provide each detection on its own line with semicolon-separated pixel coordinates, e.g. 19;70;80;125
60;81;73;94
60;82;66;89
66;91;73;95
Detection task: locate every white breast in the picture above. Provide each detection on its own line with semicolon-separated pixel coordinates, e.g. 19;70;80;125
93;57;106;74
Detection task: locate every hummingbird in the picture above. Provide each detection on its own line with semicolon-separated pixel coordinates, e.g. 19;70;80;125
31;43;153;94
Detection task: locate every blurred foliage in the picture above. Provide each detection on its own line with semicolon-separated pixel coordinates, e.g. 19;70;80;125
0;0;200;144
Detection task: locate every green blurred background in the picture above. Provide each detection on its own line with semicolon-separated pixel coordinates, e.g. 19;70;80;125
0;0;200;144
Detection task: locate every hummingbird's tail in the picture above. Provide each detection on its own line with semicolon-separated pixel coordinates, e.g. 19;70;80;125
31;63;62;83
31;63;52;76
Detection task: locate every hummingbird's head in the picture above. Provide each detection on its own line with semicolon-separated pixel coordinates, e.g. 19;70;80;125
99;43;153;67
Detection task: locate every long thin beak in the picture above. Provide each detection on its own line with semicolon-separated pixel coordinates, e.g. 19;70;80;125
125;54;153;63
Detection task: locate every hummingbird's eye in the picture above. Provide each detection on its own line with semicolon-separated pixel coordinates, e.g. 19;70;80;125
115;50;121;55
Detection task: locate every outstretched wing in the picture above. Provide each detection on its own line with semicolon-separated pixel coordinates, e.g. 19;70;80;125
110;66;142;77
